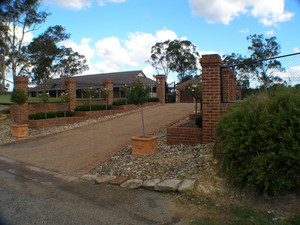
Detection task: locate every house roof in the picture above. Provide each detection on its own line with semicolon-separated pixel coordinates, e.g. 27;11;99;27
30;70;156;92
176;76;202;90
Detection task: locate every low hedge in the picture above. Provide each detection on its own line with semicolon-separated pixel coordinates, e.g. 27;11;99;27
147;97;159;102
113;99;129;106
29;111;73;120
113;97;159;106
74;104;112;111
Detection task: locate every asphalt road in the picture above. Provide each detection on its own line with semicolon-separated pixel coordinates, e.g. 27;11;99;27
0;170;192;225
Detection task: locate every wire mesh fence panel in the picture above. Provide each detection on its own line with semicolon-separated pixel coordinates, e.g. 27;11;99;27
224;52;300;99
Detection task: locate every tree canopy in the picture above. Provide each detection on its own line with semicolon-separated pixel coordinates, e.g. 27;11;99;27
148;39;200;82
223;34;285;90
0;0;88;85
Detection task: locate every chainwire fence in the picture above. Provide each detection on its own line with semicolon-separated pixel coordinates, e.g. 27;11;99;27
224;52;300;99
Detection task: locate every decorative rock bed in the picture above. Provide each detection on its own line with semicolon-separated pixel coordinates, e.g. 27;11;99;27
85;129;216;193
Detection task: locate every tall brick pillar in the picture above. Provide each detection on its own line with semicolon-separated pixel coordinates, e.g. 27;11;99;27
155;75;166;104
103;78;113;105
222;66;237;102
200;54;223;144
11;76;29;124
65;77;77;112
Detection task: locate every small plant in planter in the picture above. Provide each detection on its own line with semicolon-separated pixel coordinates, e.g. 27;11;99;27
127;81;158;156
60;92;71;117
100;87;112;110
10;89;29;137
84;87;99;111
185;82;202;123
38;92;50;119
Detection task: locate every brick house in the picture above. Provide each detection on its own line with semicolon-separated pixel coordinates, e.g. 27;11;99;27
29;70;157;99
175;76;202;103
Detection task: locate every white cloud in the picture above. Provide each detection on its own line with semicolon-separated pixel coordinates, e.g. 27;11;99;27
46;0;126;10
294;47;300;53
96;0;126;7
47;0;92;10
92;29;181;73
188;0;294;26
265;30;275;36
240;28;250;34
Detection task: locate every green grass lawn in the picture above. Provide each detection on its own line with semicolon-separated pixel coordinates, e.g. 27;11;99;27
0;94;12;104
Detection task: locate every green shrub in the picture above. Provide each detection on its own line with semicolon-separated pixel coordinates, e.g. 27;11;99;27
148;97;159;102
113;99;127;106
10;89;28;105
28;111;73;120
215;87;300;195
196;114;202;128
74;104;112;111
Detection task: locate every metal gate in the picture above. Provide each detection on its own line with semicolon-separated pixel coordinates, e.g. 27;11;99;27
165;81;176;103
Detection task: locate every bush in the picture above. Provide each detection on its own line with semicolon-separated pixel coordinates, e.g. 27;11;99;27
10;89;28;105
147;97;159;102
113;99;127;106
215;87;300;195
28;111;73;120
74;104;112;111
196;114;202;128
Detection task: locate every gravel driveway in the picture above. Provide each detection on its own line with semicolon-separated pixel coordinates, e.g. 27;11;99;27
0;103;193;177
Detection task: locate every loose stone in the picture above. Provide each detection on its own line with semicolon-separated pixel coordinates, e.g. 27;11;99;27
142;179;161;189
154;179;181;192
178;179;196;192
95;175;117;184
81;174;98;182
109;176;130;185
120;179;143;189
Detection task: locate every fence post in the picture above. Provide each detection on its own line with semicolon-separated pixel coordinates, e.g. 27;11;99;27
11;76;29;124
64;77;77;112
200;54;223;144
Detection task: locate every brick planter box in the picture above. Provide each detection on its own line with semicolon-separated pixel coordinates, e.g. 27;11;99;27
167;120;202;145
28;117;87;129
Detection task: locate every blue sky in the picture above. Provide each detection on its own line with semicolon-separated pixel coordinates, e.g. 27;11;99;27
33;0;300;82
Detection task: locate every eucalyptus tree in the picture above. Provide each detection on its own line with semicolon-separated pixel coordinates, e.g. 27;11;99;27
223;34;285;90
148;39;200;82
1;0;88;85
0;0;50;81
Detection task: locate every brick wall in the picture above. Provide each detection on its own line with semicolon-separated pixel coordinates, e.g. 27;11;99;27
201;54;223;144
155;75;166;104
167;121;202;145
64;77;77;112
28;116;87;130
11;76;29;124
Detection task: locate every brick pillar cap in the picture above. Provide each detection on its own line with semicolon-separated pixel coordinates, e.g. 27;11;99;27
64;77;76;83
200;54;222;65
103;78;113;84
155;75;166;78
14;76;29;83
